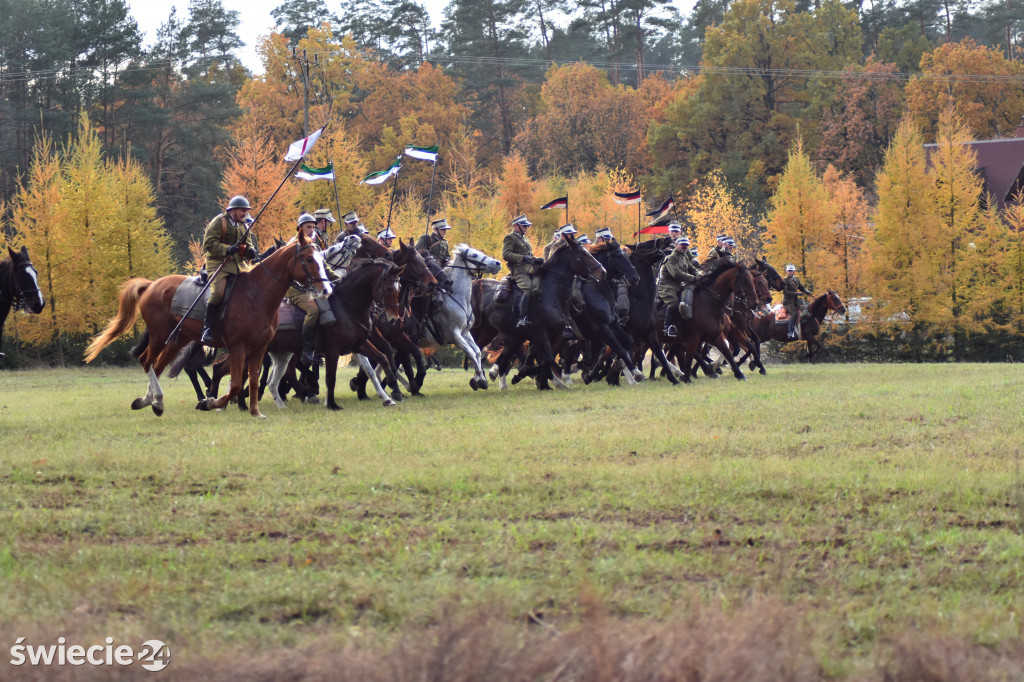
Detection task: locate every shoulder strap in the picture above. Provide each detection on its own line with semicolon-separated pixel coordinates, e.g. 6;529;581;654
221;215;229;241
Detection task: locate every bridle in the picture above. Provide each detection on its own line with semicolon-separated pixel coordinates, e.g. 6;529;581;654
446;249;496;279
259;241;327;294
0;260;42;311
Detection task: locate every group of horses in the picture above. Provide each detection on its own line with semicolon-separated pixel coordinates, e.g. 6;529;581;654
1;234;845;419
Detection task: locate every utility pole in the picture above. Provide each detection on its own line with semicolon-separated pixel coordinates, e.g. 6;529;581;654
291;48;318;136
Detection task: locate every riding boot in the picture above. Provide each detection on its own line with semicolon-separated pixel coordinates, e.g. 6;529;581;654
663;306;680;338
300;324;317;364
200;301;221;344
516;291;531;327
787;317;796;340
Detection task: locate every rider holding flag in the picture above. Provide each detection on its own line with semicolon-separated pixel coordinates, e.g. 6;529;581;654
200;195;258;344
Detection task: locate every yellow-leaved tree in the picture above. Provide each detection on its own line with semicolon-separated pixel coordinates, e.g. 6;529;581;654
928;106;984;355
820;164;871;317
866;114;938;326
1004;191;1024;331
762;137;834;287
10;134;68;357
681;171;755;261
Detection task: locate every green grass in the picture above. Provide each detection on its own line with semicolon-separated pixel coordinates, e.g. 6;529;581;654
1;363;1023;677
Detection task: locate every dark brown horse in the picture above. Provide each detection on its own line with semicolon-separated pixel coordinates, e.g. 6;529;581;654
752;290;846;359
85;233;331;418
0;246;46;359
664;260;760;382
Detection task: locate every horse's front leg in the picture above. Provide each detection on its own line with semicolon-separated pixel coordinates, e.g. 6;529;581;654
203;349;247;411
324;350;342;411
711;333;746;380
357;342;399;406
247;346;269;418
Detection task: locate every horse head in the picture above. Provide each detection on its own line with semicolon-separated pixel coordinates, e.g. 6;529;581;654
588;241;638;286
6;246;45;314
285;232;333;299
324;234;362;272
356;233;391;259
549;235;605;281
753;257;785;291
732;263;760;312
374;261;403;321
394;238;437;293
825;289;846;315
748;264;774;314
451;243;501;277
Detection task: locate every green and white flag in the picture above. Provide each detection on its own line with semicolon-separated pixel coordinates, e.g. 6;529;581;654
361;158;402;185
295;162;334;182
404;144;439;163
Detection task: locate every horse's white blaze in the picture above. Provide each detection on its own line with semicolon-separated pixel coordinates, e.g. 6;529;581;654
312;251;332;298
25;266;44;311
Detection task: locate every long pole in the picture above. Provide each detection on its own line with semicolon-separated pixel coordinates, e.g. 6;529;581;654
423;157;437;237
385;158;402;231
166;152;309;345
330;159;343;243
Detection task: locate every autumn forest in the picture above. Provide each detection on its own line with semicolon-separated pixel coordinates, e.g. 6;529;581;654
2;0;1024;362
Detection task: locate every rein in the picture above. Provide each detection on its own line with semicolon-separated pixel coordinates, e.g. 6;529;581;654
259;242;325;293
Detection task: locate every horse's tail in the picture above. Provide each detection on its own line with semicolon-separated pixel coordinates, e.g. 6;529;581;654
84;277;152;362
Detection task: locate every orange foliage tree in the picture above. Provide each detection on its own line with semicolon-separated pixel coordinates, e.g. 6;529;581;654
819;165;870;315
905;38;1024;141
682;171;756;261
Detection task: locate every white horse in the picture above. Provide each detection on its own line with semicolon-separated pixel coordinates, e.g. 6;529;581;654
420;244;501;390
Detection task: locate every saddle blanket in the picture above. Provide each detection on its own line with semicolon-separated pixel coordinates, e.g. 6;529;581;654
772;303;807;324
276;300;306;331
170;276;209;321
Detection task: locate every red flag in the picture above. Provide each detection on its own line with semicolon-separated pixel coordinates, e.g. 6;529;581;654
638;219;672;235
613;190;641;205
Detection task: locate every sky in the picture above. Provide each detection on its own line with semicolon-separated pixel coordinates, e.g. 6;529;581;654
125;0;697;73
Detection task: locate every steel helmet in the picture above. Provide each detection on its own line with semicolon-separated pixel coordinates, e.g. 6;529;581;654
226;195;251;210
297;212;316;227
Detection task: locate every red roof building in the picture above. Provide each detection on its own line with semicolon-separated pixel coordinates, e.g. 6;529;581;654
924;118;1024;211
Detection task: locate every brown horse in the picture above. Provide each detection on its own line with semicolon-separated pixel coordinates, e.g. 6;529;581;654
0;246;46;359
84;233;331;418
752;290;846;359
663;260;760;382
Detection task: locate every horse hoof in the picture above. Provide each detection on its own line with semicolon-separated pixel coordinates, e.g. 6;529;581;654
759;369;767;375
131;398;147;410
303;396;322;405
349;378;359;392
391;391;404;402
469;378;479;391
538;384;552;391
253;412;267;419
735;373;747;381
478;380;488;390
151;404;164;417
195;398;213;411
327;403;343;411
633;370;645;382
383;399;397;407
488;366;499;380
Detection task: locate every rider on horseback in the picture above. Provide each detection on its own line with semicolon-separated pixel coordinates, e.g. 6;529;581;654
595;227;630;325
340;211;362;237
782;264;812;340
657;235;699;337
543;225;568;259
416;218;452;266
502;214;542;328
200;195;259;344
312;208;334;247
377;227;397;250
705;234;728;263
288;213;339;363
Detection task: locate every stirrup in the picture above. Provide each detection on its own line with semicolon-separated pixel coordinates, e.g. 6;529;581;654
200;327;214;344
562;325;574;339
664;325;678;338
516;317;528;327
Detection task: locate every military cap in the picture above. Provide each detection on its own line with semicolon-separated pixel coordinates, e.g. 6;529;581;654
594;227;614;240
785;264;797;272
723;237;736;247
558;223;577;235
715;234;727;242
577;234;591;244
431;218;451;230
342;211;359;225
313;208;335;223
676;235;690;245
667;221;682;233
510;214;532;227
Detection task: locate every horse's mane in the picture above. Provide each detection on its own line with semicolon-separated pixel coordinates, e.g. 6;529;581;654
694;258;741;291
585;241;618;255
0;257;11;286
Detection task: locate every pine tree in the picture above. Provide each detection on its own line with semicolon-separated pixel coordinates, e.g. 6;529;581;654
762;136;834;287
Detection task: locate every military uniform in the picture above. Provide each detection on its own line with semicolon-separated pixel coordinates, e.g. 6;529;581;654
543;237;566;260
657;249;698;307
782;274;811;320
204;213;257;305
503;231;540;296
705;245;727;263
416;232;450;264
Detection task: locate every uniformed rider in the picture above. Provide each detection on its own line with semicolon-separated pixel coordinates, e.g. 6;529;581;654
705;234;728;262
200;195;259;344
594;227;630;325
502;214;542;327
288;213;338;363
340;211;361;237
312;208;334;247
782;263;812;339
377;227;397;250
657;235;699;337
416;218;452;265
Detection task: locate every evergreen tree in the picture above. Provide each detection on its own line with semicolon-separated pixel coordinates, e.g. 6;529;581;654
271;0;340;46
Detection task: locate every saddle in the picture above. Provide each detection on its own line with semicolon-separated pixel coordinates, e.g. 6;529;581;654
278;297;336;331
494;276;515;306
171;274;236;321
773;303;808;324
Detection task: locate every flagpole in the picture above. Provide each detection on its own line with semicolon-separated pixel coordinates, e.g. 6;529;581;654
385;156;402;231
166;152;309;346
330;166;343;243
423;155;438;237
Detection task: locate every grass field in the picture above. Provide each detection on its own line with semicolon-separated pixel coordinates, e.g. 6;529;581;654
1;362;1023;680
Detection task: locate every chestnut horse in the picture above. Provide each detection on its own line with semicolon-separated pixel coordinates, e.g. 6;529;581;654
84;233;331;418
752;290;846;359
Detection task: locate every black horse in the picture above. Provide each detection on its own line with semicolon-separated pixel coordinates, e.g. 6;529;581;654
0;246;46;359
622;241;682;386
479;235;605;390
